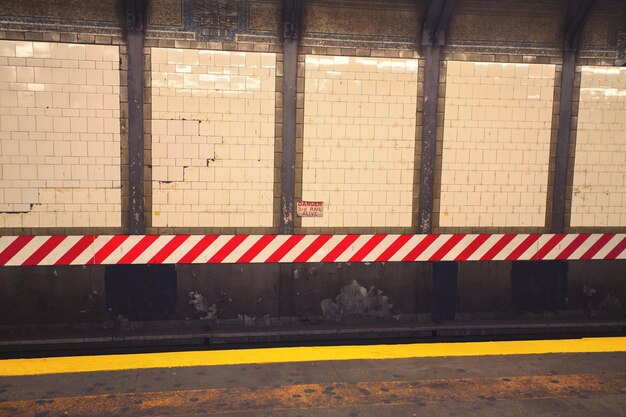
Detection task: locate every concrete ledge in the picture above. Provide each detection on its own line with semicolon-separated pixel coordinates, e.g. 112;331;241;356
1;318;624;355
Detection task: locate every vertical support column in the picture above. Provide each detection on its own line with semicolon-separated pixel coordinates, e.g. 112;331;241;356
551;51;576;232
417;0;455;234
551;0;596;233
279;0;302;318
417;44;442;234
280;39;297;235
280;0;301;235
126;0;146;234
418;0;458;321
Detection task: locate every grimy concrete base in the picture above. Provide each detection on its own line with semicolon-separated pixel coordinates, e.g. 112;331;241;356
0;261;624;342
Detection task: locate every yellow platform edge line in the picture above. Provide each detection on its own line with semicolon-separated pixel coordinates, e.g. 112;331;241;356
1;337;625;377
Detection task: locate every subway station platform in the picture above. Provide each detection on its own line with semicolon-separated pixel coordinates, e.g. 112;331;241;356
0;337;625;416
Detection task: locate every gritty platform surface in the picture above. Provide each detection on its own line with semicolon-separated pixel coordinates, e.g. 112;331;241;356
0;351;625;416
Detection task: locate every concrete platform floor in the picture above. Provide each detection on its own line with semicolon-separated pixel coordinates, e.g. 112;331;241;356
0;339;625;416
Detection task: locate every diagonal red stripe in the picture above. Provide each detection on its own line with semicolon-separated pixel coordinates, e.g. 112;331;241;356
118;235;160;264
293;235;333;263
93;235;129;264
349;234;386;262
532;234;566;260
376;234;413;262
429;234;466;261
55;235;96;265
580;233;615;260
604;235;626;260
555;234;590;260
321;235;360;263
505;234;540;261
455;234;490;261
237;235;277;263
480;234;516;261
149;235;190;264
178;235;219;264
22;235;66;266
0;236;35;266
208;235;248;263
402;234;439;262
266;235;305;263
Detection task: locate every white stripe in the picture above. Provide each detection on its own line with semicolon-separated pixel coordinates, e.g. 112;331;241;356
467;234;502;261
279;235;318;263
388;235;427;262
593;234;621;259
541;234;578;260
0;236;17;257
133;235;172;264
194;235;233;263
567;234;601;260
39;236;83;265
526;234;555;260
102;235;144;264
440;234;475;261
223;235;261;263
72;236;103;265
492;234;529;260
308;235;347;262
362;234;400;262
251;235;290;263
415;235;449;261
333;235;373;262
165;235;209;264
5;236;49;266
615;234;626;259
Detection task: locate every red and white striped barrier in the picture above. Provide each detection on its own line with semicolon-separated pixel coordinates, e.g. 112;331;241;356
0;234;624;266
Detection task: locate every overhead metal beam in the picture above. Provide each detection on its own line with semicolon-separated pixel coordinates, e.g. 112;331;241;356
564;0;596;52
417;0;456;234
551;0;596;233
126;0;146;234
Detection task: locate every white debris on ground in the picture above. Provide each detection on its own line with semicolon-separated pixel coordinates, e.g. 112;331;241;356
238;314;271;326
188;291;217;320
321;280;395;322
598;294;622;316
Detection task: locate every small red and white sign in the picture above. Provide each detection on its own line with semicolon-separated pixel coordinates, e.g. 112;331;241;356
297;201;324;217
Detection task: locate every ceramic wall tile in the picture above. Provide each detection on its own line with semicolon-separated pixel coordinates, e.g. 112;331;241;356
151;48;276;228
301;55;418;228
439;61;556;228
571;66;626;227
0;40;121;228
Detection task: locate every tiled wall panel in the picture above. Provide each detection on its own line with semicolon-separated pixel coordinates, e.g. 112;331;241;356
439;61;556;228
302;55;418;228
571;66;626;227
151;48;276;228
0;40;121;228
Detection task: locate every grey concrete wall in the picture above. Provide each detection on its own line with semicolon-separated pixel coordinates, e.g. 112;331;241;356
0;266;107;326
567;260;626;315
176;264;280;321
1;261;624;326
457;262;512;314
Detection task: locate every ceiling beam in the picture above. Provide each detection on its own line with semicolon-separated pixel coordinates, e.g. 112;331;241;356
422;0;457;46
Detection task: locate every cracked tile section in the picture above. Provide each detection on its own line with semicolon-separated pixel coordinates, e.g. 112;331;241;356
150;48;276;228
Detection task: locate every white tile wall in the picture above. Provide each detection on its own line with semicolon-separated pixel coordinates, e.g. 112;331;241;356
151;48;276;228
301;55;418;228
0;41;121;228
439;61;556;228
571;66;626;227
